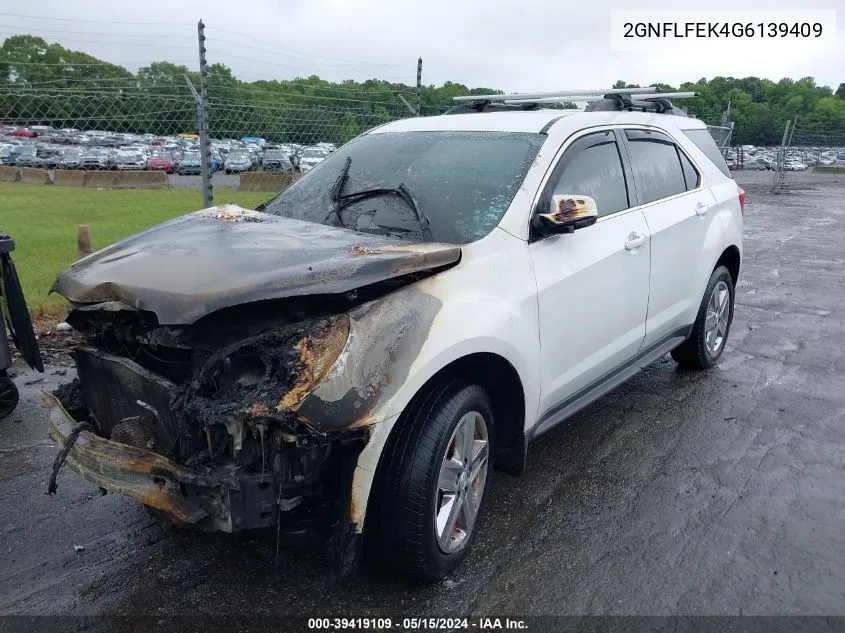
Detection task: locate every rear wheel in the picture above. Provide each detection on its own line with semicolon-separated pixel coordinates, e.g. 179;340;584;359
369;380;493;581
671;265;734;369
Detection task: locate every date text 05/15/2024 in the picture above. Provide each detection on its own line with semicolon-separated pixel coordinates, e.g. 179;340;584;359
307;617;529;630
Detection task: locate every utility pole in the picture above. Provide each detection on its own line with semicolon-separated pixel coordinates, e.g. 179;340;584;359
197;19;213;208
416;57;422;116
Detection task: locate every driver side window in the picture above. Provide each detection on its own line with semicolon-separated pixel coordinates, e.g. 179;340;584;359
548;130;630;217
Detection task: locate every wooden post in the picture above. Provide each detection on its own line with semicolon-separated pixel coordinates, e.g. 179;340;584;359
76;224;91;260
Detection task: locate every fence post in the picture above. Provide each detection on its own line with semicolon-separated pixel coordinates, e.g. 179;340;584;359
772;119;791;194
197;19;213;209
76;225;91;261
416;57;423;116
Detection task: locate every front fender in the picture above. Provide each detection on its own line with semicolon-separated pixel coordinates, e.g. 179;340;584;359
342;235;540;531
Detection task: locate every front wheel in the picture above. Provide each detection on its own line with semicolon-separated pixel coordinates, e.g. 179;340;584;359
369;380;493;581
0;376;20;420
671;265;734;369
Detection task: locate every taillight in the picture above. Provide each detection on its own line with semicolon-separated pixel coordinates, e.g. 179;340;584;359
737;186;745;214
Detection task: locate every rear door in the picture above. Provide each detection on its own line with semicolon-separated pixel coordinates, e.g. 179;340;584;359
621;128;722;347
530;129;651;419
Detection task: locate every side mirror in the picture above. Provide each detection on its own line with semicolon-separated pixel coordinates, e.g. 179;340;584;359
533;194;599;236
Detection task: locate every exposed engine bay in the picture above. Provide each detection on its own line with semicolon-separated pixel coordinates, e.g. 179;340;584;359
53;298;367;535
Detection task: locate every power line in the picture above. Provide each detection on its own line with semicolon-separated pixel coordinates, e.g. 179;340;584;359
0;15;412;71
0;11;192;26
209;28;407;70
5;73;418;97
0;29;198;50
4;85;405;106
0;24;196;39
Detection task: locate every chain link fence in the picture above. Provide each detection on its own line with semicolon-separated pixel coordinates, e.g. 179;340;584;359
772;121;845;193
0;82;421;199
706;124;734;156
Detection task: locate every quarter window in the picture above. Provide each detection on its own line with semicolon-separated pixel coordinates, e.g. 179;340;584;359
678;148;700;190
548;130;630;217
624;129;687;204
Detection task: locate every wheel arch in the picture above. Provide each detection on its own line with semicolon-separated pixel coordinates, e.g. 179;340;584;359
357;352;527;535
716;244;741;287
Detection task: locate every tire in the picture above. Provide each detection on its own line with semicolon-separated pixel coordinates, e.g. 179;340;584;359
368;379;494;581
0;376;19;420
671;265;734;369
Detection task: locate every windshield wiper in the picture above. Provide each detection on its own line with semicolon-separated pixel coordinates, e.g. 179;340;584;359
338;183;432;239
324;156;352;228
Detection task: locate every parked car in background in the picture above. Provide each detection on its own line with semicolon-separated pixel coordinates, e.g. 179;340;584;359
260;149;296;172
224;151;253;174
35;147;62;169
11;146;39;167
115;150;147;170
744;158;771;171
5;128;37;138
177;151;203;175
298;146;331;173
59;147;84;169
81;149;112;170
147;152;177;174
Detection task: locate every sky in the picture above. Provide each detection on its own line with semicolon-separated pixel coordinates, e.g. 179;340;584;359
0;1;842;92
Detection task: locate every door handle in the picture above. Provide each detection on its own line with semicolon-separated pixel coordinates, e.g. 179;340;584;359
624;232;646;251
695;201;710;217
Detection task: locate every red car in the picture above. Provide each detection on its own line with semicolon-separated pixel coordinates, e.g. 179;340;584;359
147;153;176;174
5;128;36;138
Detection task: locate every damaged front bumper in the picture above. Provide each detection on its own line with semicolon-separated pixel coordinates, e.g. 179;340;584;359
45;390;348;533
46;323;369;534
44;391;213;526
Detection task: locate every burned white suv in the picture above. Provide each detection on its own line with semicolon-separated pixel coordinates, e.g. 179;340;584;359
46;89;743;581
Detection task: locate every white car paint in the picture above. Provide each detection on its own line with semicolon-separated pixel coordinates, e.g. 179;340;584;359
326;109;744;531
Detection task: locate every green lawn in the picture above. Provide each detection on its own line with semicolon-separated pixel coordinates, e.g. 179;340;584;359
1;183;273;316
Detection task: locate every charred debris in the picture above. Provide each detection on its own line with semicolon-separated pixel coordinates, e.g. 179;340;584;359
49;277;424;540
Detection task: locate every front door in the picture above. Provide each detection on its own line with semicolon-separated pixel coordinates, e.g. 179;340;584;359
529;129;650;420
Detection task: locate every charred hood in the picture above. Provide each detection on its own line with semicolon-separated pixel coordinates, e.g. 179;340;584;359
52;205;461;324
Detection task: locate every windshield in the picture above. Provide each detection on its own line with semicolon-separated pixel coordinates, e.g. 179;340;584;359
302;148;327;159
262;130;544;244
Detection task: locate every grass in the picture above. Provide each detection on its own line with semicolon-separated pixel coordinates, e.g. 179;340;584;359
1;182;273;319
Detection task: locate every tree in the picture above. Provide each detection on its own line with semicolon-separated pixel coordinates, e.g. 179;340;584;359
2;34;843;145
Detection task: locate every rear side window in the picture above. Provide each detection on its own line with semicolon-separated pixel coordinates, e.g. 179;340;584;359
624;129;687;204
682;129;732;178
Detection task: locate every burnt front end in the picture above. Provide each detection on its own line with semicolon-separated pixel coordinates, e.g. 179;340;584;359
49;306;366;535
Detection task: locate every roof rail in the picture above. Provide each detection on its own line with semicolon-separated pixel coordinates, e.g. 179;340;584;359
448;88;700;116
452;87;660;103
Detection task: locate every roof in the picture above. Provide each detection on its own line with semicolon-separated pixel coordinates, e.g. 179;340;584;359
369;110;579;134
369;110;706;135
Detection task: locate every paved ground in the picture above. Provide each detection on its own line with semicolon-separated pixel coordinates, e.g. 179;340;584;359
1;170;844;621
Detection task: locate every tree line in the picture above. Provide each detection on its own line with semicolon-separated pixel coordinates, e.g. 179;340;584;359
1;35;844;146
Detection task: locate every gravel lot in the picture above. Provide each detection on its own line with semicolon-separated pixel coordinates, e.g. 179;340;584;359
1;170;844;626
